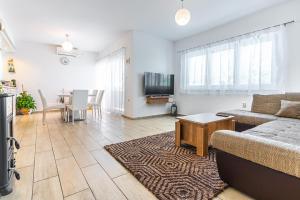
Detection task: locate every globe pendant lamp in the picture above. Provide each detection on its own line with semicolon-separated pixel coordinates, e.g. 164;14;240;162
175;0;191;26
62;34;73;52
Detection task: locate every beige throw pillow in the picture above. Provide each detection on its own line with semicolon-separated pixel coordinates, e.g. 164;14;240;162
275;100;300;119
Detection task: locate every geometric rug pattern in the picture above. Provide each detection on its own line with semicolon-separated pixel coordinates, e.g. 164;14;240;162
105;132;227;200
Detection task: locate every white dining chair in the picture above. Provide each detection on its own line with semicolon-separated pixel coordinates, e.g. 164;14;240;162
59;89;72;104
66;90;89;124
88;89;98;116
38;89;65;125
92;90;104;119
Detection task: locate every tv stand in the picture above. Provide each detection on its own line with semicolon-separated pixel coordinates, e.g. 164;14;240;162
146;96;169;104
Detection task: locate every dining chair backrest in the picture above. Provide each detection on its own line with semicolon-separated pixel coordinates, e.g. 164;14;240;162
96;90;104;105
72;90;89;110
89;89;98;104
38;89;47;108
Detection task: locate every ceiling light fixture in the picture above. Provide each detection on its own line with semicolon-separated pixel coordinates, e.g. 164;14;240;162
175;0;191;26
61;34;73;52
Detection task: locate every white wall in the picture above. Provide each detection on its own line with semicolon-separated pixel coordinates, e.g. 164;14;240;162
130;31;174;118
99;31;174;118
174;0;300;115
3;41;98;110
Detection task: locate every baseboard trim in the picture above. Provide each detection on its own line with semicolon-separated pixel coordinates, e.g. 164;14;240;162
122;114;172;120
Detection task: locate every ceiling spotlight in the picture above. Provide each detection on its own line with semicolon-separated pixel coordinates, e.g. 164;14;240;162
61;34;73;52
175;0;191;26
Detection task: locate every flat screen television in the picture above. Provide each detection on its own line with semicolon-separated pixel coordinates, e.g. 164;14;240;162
144;72;174;96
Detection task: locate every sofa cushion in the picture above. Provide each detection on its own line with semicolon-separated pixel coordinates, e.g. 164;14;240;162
219;110;277;126
244;119;300;145
275;100;300;119
251;94;286;115
285;93;300;101
251;93;300;115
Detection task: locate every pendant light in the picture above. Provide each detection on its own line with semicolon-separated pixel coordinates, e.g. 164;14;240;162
61;34;73;52
175;0;191;26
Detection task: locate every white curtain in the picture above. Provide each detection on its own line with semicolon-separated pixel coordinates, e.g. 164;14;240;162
180;26;287;94
96;48;125;114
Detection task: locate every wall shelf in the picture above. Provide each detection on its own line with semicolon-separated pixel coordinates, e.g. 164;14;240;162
146;96;169;104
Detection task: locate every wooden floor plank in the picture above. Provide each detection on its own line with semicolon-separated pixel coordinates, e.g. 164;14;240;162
20;133;36;147
32;176;63;200
217;188;254;200
16;145;35;169
79;136;101;152
91;149;127;178
34;151;57;182
56;156;89;197
82;164;126;200
114;173;157;200
35;136;52;153
64;189;95;200
52;140;73;160
70;145;97;168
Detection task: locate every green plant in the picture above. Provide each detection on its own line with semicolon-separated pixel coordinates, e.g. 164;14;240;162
16;91;37;110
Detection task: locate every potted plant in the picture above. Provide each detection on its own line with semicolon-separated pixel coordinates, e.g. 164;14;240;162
16;91;37;115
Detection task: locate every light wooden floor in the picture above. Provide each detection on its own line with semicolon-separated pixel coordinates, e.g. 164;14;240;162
1;112;252;200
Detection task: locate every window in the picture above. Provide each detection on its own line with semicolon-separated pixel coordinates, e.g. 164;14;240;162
209;48;234;87
188;54;206;87
180;27;286;94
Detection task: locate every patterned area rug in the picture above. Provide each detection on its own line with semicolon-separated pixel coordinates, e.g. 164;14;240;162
104;132;227;200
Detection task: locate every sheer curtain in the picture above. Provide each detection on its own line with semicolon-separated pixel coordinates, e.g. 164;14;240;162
96;48;125;114
180;26;287;94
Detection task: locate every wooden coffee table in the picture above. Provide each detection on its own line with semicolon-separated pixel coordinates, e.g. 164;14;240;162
175;113;235;157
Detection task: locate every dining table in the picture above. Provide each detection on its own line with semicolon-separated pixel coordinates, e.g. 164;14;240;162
57;93;97;121
58;93;96;103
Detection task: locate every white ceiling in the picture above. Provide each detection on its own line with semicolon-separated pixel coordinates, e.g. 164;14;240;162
0;0;290;52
